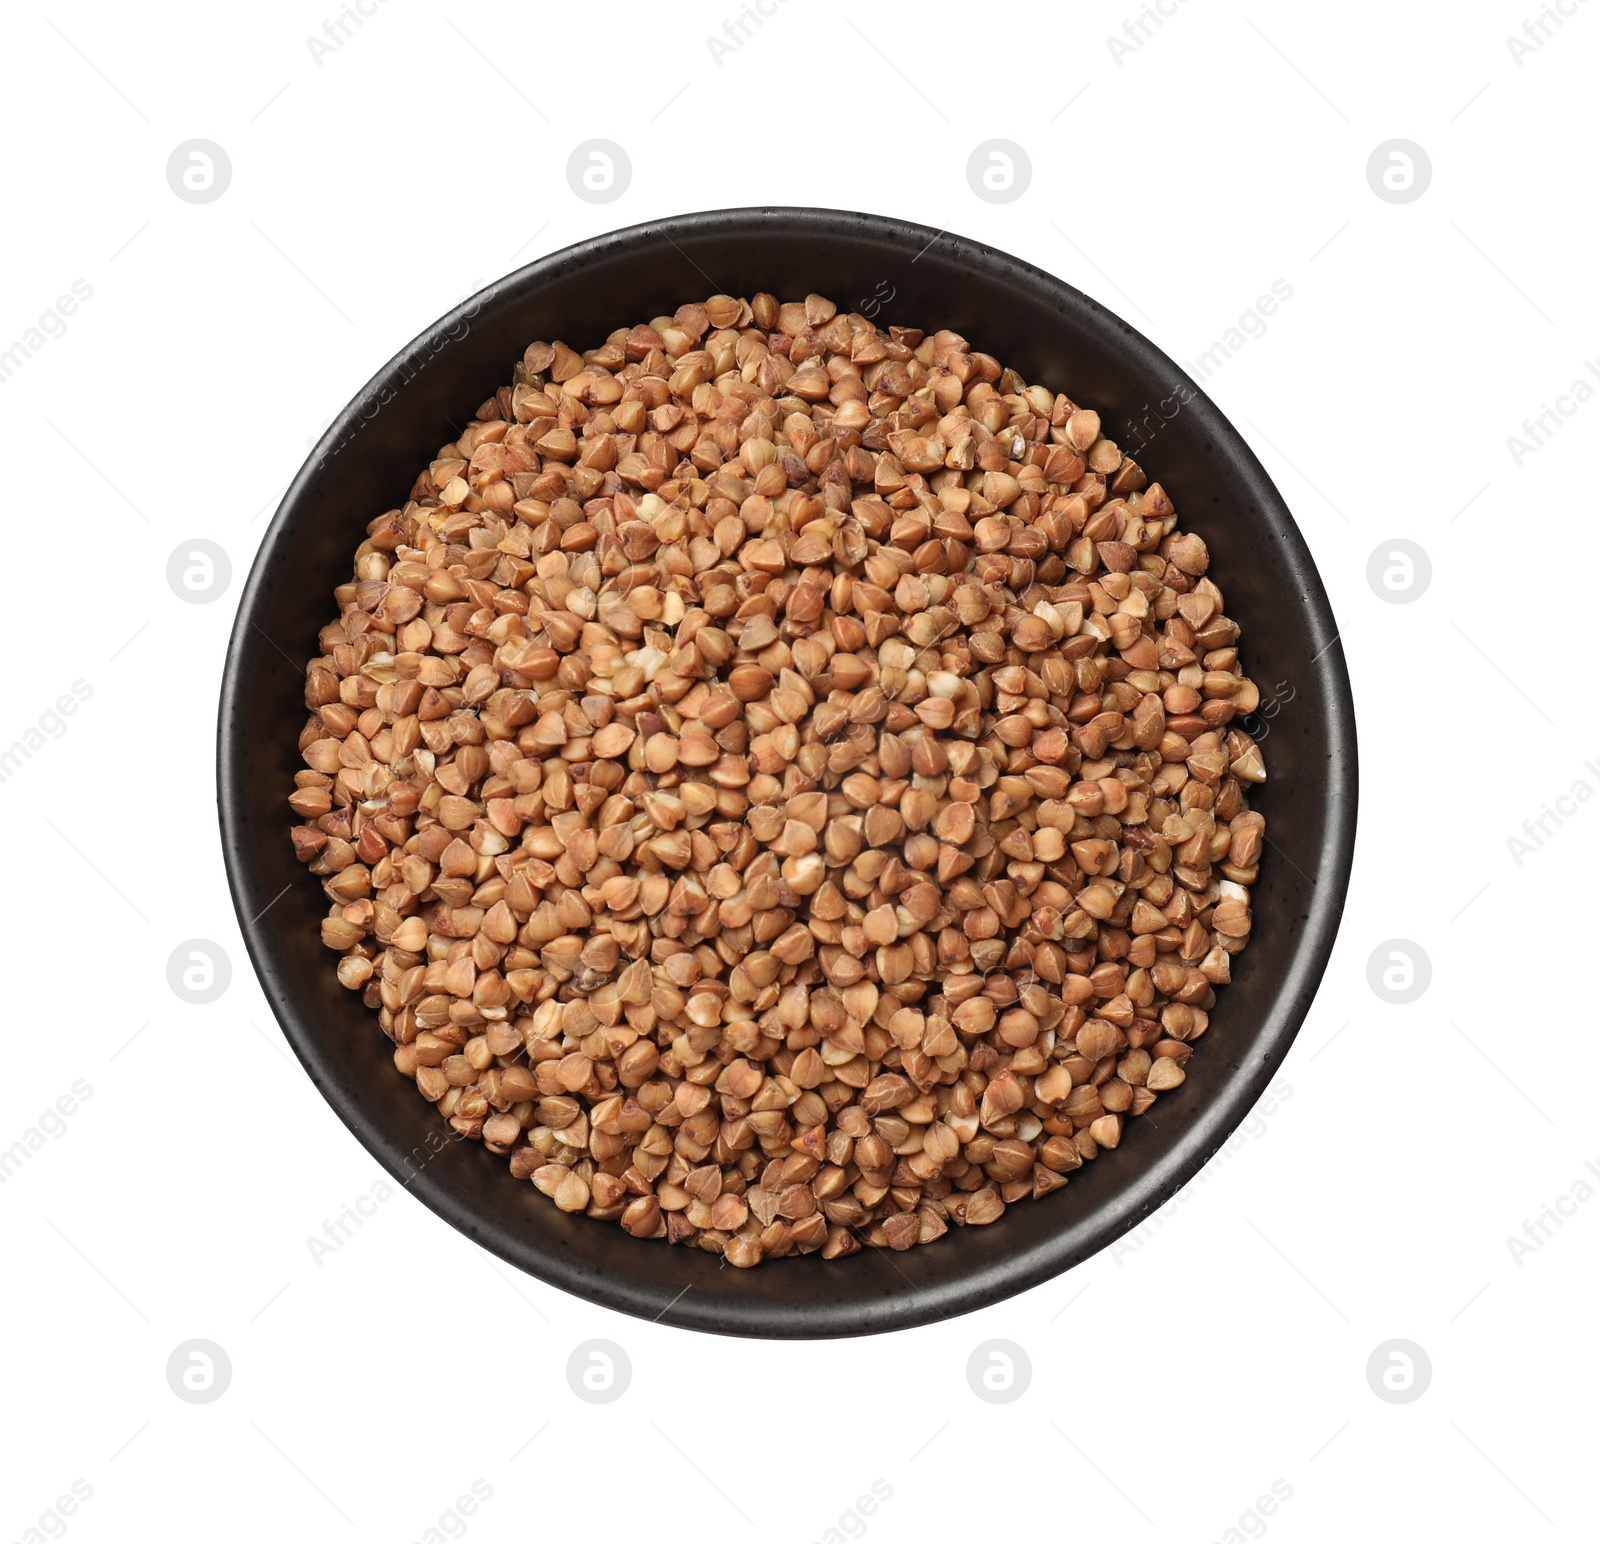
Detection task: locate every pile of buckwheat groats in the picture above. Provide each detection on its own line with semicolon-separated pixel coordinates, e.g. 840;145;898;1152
288;291;1267;1266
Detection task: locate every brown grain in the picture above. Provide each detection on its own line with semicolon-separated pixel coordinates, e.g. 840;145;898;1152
287;292;1267;1266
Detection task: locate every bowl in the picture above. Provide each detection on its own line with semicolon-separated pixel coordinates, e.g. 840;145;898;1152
219;206;1357;1338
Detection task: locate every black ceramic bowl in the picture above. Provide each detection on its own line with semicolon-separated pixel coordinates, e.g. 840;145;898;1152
220;207;1356;1338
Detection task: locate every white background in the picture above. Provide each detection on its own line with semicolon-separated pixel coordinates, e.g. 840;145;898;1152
1;2;1591;1540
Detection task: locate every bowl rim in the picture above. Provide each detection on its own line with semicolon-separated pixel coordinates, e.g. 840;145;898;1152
219;204;1358;1337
